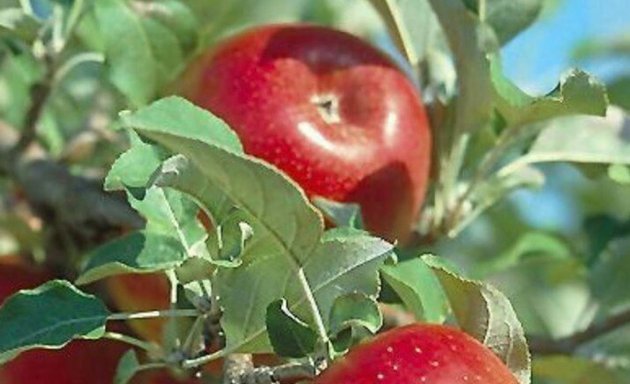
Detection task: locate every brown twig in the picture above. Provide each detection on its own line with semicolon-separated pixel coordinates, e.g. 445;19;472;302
0;121;143;267
528;308;630;355
11;54;55;155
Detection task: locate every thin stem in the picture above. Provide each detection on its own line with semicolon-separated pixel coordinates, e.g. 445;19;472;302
182;349;226;369
529;308;630;355
65;0;85;37
182;316;206;356
54;52;105;84
103;331;157;353
108;308;199;321
444;126;518;235
297;268;330;355
165;269;182;348
51;5;65;53
136;362;168;372
478;0;488;23
367;0;419;67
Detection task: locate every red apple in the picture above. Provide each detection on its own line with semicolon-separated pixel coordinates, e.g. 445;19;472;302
0;255;52;303
106;272;171;344
314;324;518;384
0;337;130;384
178;24;431;244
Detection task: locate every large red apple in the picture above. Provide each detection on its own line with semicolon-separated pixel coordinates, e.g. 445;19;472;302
178;24;431;244
314;324;518;384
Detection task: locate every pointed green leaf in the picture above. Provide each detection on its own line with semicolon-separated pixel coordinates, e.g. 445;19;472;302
492;59;608;127
104;132;168;191
93;0;158;106
119;96;242;153
77;231;186;285
328;293;382;335
0;280;109;363
381;257;449;323
114;349;141;384
500;107;630;176
313;197;364;229
463;0;543;45
423;255;531;384
266;299;317;358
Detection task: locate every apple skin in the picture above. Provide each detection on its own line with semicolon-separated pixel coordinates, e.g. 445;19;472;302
178;24;431;244
0;256;52;302
105;272;171;343
313;324;518;384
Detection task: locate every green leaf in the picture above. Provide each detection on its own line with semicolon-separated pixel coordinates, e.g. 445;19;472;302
206;207;252;267
500;107;630;175
181;278;213;312
328;293;382;335
423;255;531;384
589;236;630;314
188;0;310;45
114;349;141;384
492;59;608;127
92;1;196;106
428;0;495;134
606;76;630;112
381;257;448;323
0;7;40;42
137;0;198;53
464;0;543;45
312;197;364;229
478;231;571;275
119;96;242;153
266;299;317;358
489;255;590;339
76;231;186;285
584;215;630;262
129;186;206;248
141;17;184;85
93;0;158;106
455;165;544;237
123;98;393;353
104;132;168;191
0;280;109;363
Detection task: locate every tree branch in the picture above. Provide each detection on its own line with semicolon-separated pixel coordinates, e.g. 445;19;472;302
9;51;55;155
0;121;143;264
528;308;630;355
222;354;316;384
222;354;254;384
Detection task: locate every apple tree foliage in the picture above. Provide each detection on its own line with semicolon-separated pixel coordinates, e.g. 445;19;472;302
0;0;629;383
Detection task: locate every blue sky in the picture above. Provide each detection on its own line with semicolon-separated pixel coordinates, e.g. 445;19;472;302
503;0;630;93
502;0;630;232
